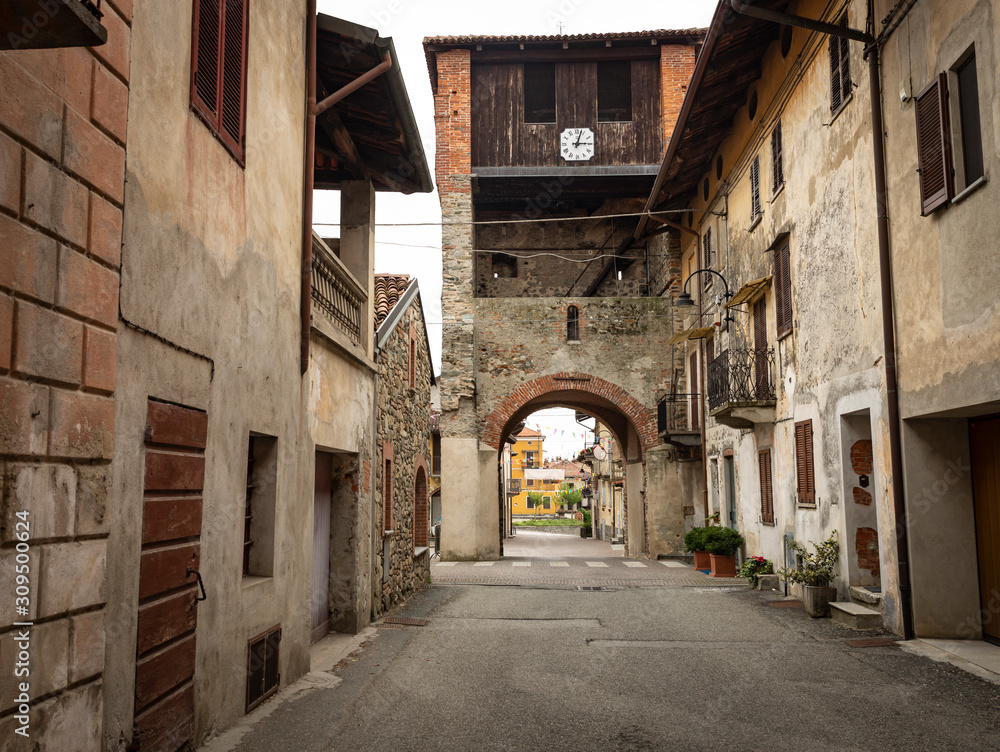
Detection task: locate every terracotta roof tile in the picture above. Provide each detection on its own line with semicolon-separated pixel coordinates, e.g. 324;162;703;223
373;274;413;329
423;29;706;45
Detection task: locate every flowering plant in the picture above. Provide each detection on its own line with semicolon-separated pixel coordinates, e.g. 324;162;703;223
779;534;840;586
738;556;773;587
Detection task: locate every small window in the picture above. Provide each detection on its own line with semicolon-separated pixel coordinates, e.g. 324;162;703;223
244;434;277;578
758;449;774;524
773;239;792;336
524;63;556;123
526;495;535;508
246;626;280;712
382;442;393;533
491;253;517;279
598;61;632;122
771;121;784;193
191;0;249;163
414;468;429;549
542;497;551;509
567;305;580;341
526;479;534;487
794;419;816;506
829;17;852;114
954;51;984;188
750;156;762;223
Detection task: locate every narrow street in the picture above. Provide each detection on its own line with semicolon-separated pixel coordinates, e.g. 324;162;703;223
209;537;1000;752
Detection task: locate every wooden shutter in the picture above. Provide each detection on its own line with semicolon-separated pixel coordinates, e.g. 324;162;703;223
771;121;783;191
795;419;816;505
190;0;248;162
703;228;712;271
774;241;792;336
753;296;768;398
750;157;761;221
830;27;850;113
758;449;774;524
914;73;955;215
689;351;699;431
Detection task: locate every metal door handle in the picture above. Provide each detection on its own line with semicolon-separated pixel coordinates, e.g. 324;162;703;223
186;567;208;602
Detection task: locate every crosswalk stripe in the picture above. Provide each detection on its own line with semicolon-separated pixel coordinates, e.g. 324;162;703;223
512;561;531;567
550;561;570;567
436;562;457;566
474;561;495;567
585;561;609;568
623;561;647;568
660;560;688;568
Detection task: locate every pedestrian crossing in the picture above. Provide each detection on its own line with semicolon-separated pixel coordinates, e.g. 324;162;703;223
433;558;692;569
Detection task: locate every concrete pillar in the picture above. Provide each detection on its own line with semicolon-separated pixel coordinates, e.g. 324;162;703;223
340;180;375;356
644;445;698;557
440;432;501;560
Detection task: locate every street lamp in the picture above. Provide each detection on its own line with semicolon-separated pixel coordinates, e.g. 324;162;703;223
675;268;735;325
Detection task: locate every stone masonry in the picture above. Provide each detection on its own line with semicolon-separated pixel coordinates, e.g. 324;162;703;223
0;2;131;747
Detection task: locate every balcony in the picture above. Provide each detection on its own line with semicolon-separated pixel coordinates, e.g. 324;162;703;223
707;348;776;429
311;236;365;348
506;478;522;496
2;0;107;50
656;395;701;448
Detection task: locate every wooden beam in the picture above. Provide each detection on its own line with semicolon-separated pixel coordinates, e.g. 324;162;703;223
315;82;369;182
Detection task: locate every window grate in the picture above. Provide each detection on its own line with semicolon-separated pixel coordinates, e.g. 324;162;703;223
246;626;280;712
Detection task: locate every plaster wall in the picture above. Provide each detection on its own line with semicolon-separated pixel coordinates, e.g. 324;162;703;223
679;0;902;631
440;437;501;560
106;2;312;747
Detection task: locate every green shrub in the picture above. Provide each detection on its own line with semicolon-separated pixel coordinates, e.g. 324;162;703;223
738;556;774;586
703;526;744;556
779;534;839;586
683;526;710;553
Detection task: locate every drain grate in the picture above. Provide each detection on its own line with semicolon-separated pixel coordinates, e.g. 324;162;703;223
381;616;429;627
376;623;409;629
845;638;898;648
578;586;605;591
766;601;804;609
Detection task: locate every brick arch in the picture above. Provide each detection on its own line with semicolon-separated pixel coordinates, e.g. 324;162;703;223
481;372;659;451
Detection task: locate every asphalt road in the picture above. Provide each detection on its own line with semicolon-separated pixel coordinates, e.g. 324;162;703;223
224;566;1000;752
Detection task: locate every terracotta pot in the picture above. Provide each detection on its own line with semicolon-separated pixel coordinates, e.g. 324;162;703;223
803;585;838;617
709;553;737;577
692;551;712;570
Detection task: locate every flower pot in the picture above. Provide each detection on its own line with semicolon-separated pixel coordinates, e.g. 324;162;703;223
802;585;838;617
692;551;711;571
709;553;737;577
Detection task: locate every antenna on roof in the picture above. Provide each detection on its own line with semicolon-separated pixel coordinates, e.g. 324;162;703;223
557;21;565;35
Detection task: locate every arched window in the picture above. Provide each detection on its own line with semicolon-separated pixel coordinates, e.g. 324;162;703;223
567;305;580;341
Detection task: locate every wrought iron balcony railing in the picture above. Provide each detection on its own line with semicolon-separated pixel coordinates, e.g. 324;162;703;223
507;478;522;496
708;347;776;411
311;236;365;346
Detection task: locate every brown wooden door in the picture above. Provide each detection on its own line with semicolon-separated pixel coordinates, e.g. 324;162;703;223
133;400;207;751
753;297;768;399
970;416;1000;644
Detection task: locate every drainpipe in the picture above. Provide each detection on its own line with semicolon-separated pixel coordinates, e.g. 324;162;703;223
727;0;914;640
301;3;392;374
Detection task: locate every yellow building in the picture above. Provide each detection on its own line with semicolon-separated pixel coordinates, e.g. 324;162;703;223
509;427;564;515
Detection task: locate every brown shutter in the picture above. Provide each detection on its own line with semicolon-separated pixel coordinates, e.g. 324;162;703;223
839;35;851;104
219;0;248;157
750;157;761;220
753;296;768;398
774;241;792;336
192;0;222;120
914;72;955;215
795;419;816;506
689;351;699;431
829;33;842;112
759;449;774;524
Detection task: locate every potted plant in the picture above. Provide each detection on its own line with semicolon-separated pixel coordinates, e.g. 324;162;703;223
703;527;744;577
779;534;840;617
683;527;712;571
580;509;592;538
738;556;774;587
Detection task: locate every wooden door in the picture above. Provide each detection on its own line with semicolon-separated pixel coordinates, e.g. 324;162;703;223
133;400;207;752
753;297;768;399
312;452;332;644
970;417;1000;644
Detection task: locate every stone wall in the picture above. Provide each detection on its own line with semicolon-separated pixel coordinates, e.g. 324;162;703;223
374;296;433;617
0;2;131;746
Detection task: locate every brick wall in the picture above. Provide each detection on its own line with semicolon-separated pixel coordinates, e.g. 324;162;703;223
660;44;696;147
0;2;130;746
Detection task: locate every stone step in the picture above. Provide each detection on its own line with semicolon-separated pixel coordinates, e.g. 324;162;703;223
830;601;882;630
850;585;883;608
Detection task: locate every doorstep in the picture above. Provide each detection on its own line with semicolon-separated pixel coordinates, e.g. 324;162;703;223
902;638;1000;686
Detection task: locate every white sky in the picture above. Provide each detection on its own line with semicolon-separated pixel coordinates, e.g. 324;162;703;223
314;0;716;456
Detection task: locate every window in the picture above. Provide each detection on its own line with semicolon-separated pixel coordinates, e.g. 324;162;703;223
567;305;580;341
955;51;984;187
524;63;556;123
773;239;792;336
243;434;277;578
829;18;852;114
771;121;784;193
542;497;551;509
689;351;699;431
408;322;417;390
758;449;774;524
191;0;249;163
750;156;761;223
491;253;517;278
794;419;816;506
526;495;535;509
598;61;632;122
526;479;534;487
915;73;954;214
246;626;280;712
524;451;536;468
382;442;393;533
414;468;429;549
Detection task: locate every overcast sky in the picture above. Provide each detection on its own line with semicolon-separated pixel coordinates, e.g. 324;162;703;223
314;0;716;456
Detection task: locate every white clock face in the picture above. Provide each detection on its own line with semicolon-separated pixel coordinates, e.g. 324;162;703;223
560;127;594;161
